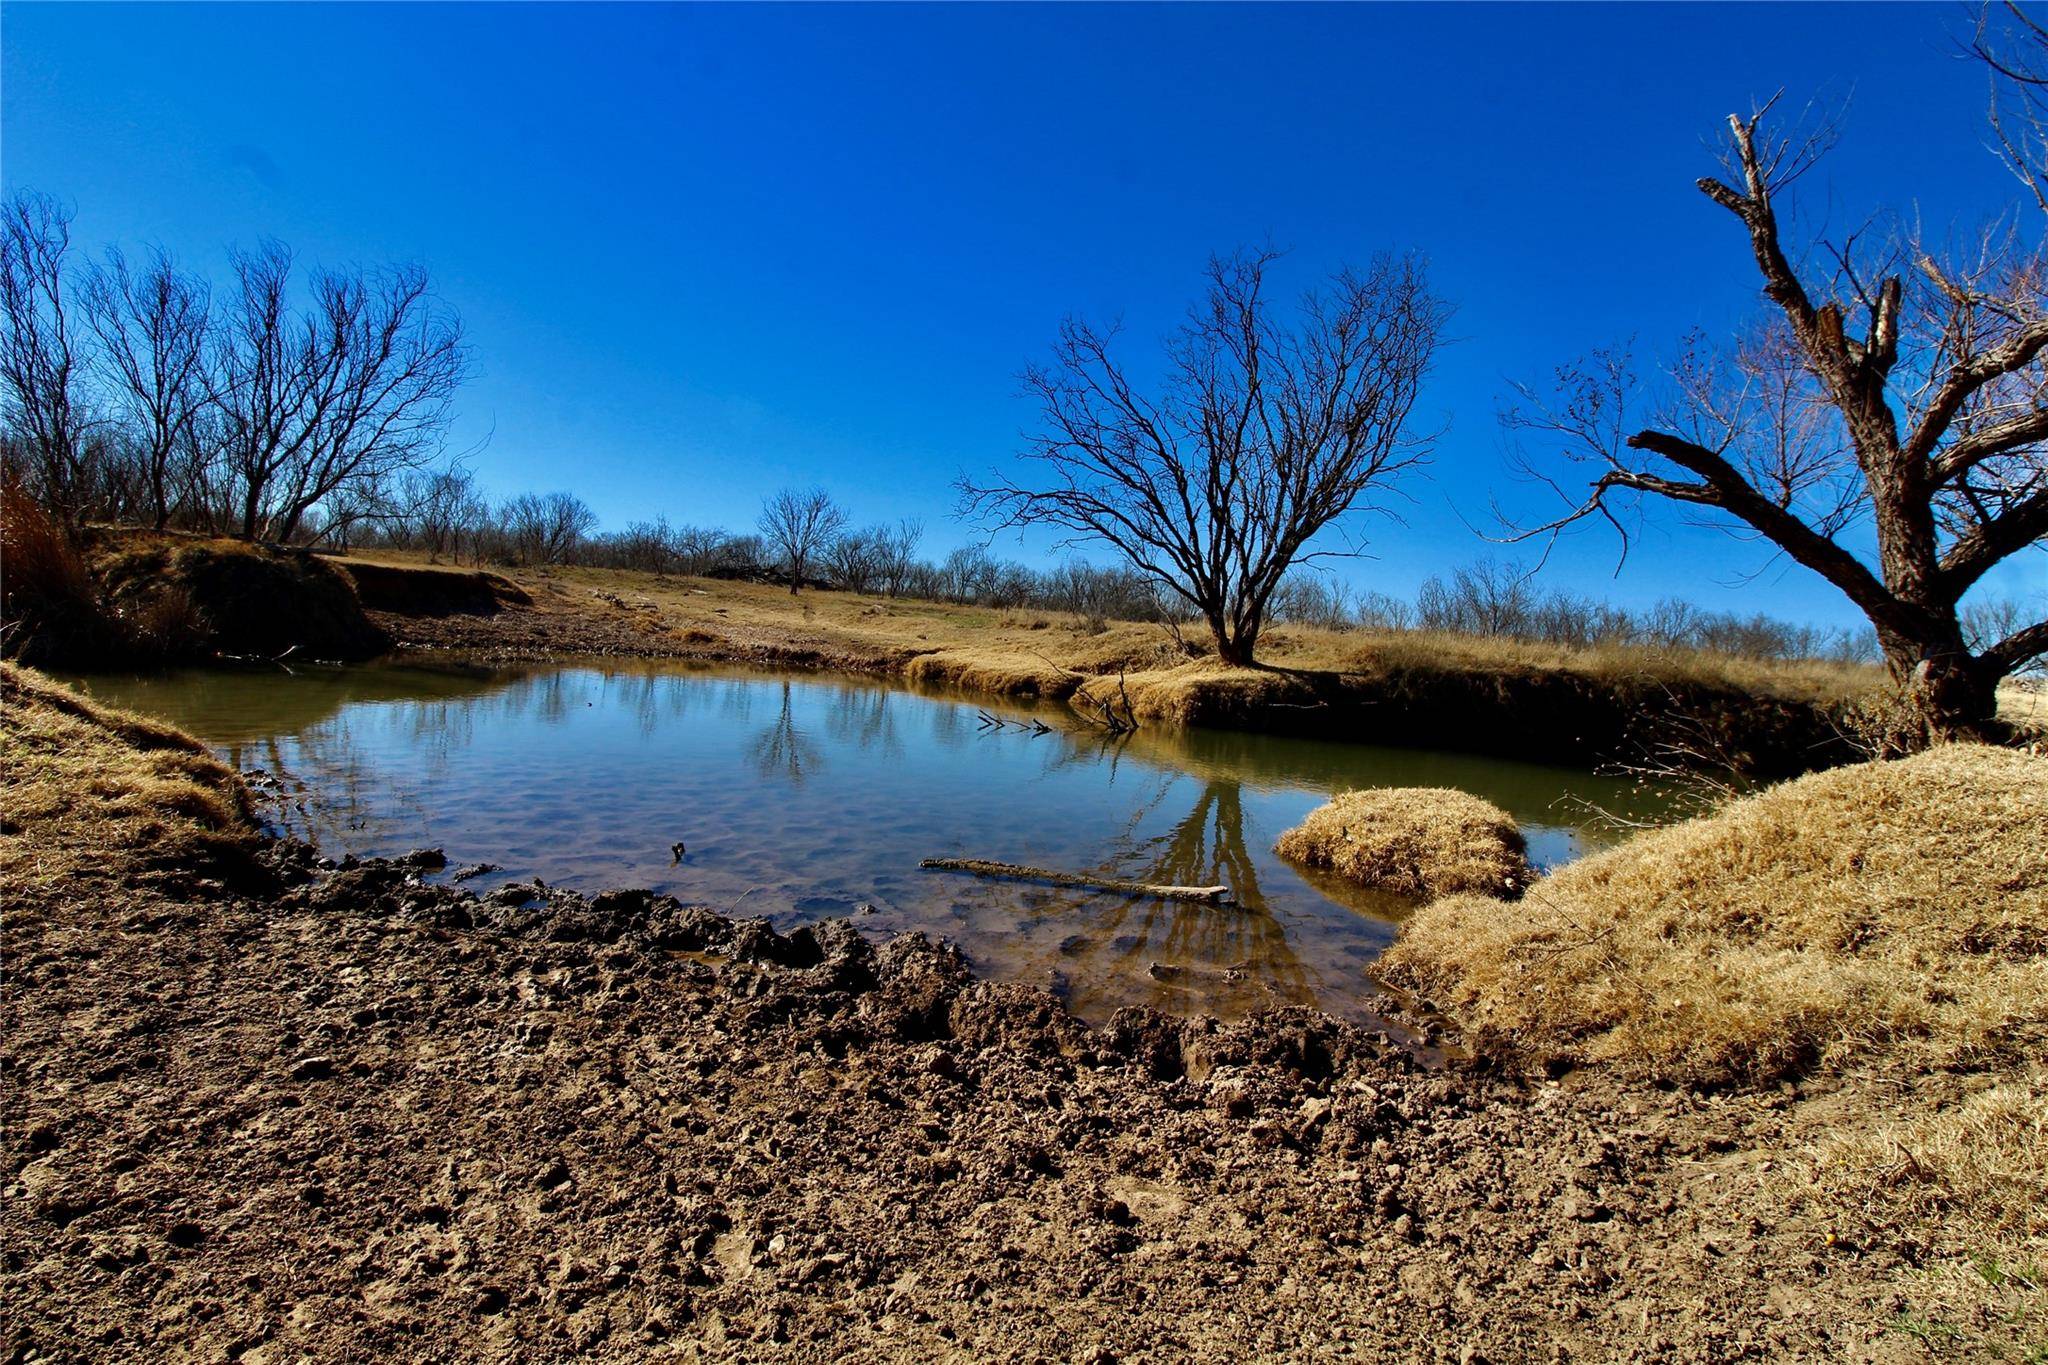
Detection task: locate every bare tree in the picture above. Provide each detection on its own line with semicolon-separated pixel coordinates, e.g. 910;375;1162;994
757;487;847;594
0;193;95;523
80;246;211;529
212;244;466;542
825;525;885;593
614;516;676;575
400;464;487;562
1507;81;2048;742
964;248;1447;665
268;262;466;542
212;243;310;539
498;491;596;566
1973;2;2048;219
668;524;731;576
875;517;923;597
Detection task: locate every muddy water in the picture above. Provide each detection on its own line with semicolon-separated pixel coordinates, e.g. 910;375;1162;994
69;658;1672;1022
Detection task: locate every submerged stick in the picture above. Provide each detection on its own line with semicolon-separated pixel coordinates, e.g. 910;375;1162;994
918;857;1236;906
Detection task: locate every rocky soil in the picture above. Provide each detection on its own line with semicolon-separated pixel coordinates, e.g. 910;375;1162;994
2;842;1943;1362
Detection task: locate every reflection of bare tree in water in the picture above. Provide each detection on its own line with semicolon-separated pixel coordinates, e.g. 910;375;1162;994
1010;776;1316;1014
749;681;822;784
711;678;758;726
610;666;713;738
532;671;574;725
824;684;900;757
225;722;436;851
1118;777;1314;1004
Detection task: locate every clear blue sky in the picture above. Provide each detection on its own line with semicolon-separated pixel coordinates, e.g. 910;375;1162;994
4;2;2042;627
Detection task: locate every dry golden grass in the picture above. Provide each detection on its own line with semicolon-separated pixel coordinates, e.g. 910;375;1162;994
1379;743;2048;1088
2001;678;2047;742
1384;743;2048;1278
1;473;111;666
0;663;260;895
1274;788;1529;899
1800;1066;2048;1243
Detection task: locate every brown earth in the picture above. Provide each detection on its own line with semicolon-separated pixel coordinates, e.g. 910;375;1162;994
3;844;1979;1364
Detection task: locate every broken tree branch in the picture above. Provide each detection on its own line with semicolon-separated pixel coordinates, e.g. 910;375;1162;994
917;858;1236;906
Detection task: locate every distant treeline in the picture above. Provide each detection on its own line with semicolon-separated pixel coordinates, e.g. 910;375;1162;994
1269;561;1884;665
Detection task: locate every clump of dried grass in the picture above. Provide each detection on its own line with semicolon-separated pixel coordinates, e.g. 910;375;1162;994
0;663;260;895
903;649;1085;700
1379;744;2048;1089
1275;788;1529;899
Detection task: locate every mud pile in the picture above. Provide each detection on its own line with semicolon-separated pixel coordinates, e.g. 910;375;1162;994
3;845;1939;1361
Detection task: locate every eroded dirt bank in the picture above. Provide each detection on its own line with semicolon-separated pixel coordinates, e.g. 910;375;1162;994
4;847;1941;1363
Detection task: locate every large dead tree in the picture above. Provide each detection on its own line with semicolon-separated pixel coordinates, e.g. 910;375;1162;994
1509;79;2048;743
964;248;1446;666
213;244;467;543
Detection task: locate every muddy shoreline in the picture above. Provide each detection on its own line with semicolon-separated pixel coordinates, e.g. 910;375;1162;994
4;832;1930;1361
7;613;2028;1360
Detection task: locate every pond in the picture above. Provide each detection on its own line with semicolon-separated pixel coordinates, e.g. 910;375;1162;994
68;659;1672;1023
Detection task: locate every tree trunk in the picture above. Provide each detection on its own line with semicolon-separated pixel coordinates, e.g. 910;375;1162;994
239;484;263;541
1213;627;1258;667
1897;643;2001;744
1205;609;1252;666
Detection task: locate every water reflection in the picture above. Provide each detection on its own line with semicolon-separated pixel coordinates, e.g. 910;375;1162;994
66;657;1673;1022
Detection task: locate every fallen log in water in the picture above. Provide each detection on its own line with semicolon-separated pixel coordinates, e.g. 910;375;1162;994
917;857;1237;906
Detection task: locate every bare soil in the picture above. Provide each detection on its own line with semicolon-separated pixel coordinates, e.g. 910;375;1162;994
3;845;1949;1362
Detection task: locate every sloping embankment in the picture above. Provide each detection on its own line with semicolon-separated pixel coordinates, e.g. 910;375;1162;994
334;559;532;617
86;530;392;664
1055;655;1862;777
1382;743;2048;1267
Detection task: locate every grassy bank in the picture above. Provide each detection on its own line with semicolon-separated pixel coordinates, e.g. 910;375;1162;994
340;550;1886;776
1381;743;2048;1335
0;662;263;896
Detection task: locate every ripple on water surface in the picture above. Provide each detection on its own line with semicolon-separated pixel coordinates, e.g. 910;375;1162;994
69;659;1672;1023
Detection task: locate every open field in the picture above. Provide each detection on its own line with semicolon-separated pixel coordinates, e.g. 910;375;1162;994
6;663;2045;1359
334;548;1887;776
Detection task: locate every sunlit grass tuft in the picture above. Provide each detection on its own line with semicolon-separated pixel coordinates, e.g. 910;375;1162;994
1274;787;1528;899
0;663;261;896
